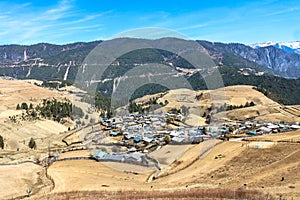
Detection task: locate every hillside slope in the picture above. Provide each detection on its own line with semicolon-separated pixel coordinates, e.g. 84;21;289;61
0;78;70;150
134;85;300;125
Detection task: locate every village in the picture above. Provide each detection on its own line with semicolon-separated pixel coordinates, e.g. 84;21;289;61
77;112;300;167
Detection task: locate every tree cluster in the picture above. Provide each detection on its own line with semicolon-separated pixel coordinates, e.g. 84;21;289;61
16;102;33;110
204;102;256;124
207;101;256;114
128;101;143;113
14;98;84;123
42;80;73;89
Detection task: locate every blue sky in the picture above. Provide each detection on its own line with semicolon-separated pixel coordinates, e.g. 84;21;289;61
0;0;299;44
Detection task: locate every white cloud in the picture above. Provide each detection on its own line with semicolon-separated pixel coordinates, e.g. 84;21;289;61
177;23;209;31
46;0;72;14
62;24;103;31
265;7;300;16
0;0;110;44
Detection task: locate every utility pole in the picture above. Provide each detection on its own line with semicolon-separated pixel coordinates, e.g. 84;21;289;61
47;140;50;166
48;140;50;157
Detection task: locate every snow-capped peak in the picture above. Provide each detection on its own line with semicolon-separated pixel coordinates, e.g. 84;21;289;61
249;41;300;54
275;41;300;49
249;41;276;48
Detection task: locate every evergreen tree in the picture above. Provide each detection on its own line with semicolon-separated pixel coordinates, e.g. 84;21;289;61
28;138;36;149
21;102;28;110
0;135;4;149
205;114;211;124
227;105;233;110
245;102;250;107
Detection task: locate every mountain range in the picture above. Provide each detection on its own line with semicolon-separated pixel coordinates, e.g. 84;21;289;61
0;38;299;79
0;38;299;105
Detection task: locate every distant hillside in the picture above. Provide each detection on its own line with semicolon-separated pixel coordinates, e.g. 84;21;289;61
188;66;300;105
0;41;100;81
0;41;101;65
197;40;300;78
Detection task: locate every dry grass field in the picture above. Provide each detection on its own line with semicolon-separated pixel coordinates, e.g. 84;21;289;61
0;78;70;151
149;144;191;169
0;119;68;150
0;163;44;199
0;79;62;109
152;141;245;187
58;150;91;159
244;130;300;143
157;140;220;177
47;160;150;193
204;143;300;199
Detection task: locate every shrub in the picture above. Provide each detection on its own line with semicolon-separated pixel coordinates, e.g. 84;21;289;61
164;136;170;144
